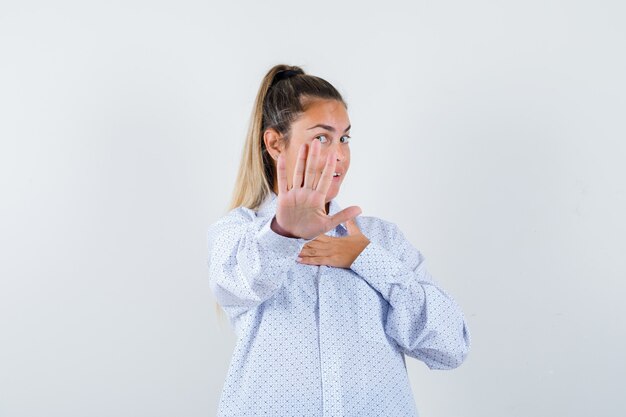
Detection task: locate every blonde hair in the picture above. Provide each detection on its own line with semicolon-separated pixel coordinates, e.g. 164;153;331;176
214;64;346;321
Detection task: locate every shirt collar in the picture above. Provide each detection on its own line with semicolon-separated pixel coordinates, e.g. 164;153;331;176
257;191;346;232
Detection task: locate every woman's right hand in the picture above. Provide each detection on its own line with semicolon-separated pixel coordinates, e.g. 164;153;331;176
272;139;362;240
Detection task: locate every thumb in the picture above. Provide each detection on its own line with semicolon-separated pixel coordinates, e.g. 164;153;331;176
345;217;362;235
329;206;361;231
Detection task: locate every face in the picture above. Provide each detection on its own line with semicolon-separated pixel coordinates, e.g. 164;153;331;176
265;99;351;203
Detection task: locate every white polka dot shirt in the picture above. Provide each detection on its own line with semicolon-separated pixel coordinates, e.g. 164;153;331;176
207;191;471;417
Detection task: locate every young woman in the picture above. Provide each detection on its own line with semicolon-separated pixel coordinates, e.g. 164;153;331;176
207;64;471;417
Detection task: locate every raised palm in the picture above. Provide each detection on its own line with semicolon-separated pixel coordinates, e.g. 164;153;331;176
274;139;361;240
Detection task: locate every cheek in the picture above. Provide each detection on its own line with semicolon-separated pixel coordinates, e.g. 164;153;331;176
315;151;330;171
286;149;301;173
341;152;350;172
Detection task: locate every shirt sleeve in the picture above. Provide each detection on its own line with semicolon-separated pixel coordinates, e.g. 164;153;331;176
207;207;314;322
349;221;471;370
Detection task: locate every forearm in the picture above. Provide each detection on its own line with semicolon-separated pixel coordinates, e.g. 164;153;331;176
208;209;312;313
350;237;471;369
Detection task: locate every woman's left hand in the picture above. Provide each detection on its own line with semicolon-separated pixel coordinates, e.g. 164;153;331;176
297;218;370;269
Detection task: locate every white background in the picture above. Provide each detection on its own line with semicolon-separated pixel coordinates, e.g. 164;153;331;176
1;1;625;416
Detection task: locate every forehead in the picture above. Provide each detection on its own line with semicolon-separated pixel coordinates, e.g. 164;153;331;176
295;99;350;128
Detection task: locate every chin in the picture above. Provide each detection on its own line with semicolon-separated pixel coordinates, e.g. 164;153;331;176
325;187;340;202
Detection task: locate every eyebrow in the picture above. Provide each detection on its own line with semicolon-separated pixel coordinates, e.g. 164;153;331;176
306;124;351;133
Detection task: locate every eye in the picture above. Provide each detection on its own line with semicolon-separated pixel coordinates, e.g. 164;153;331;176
315;134;329;144
340;135;351;144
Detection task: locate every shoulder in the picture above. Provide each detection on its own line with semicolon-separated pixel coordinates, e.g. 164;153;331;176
353;214;400;246
207;206;262;244
354;214;426;268
212;206;258;225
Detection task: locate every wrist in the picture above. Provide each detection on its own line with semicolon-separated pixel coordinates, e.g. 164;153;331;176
348;235;371;269
354;232;370;248
271;216;299;238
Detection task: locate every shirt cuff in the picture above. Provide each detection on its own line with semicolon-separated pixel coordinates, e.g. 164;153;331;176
350;241;435;304
351;240;410;285
256;216;314;256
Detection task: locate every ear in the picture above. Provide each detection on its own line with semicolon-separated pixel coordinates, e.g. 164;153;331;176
263;128;283;160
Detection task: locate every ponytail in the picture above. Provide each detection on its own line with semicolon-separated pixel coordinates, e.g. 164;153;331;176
215;64;345;321
229;64;346;211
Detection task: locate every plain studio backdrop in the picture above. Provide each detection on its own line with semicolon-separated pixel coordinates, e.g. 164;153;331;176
1;1;625;416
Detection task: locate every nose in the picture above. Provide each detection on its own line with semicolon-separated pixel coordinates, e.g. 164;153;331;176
333;142;344;162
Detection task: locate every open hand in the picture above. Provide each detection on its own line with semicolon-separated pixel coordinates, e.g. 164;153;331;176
272;139;361;240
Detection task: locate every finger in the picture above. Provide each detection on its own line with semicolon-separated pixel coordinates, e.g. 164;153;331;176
305;237;336;247
303;139;320;189
328;206;362;231
300;240;333;254
301;242;322;251
276;153;288;194
345;218;361;235
296;256;326;265
292;143;307;189
310;234;331;243
315;151;337;195
299;247;330;257
299;246;318;256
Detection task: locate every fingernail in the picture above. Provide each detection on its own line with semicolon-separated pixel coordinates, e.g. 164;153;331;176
296;257;302;262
